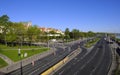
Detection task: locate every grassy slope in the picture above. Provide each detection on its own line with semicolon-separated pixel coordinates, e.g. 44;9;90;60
0;44;49;62
85;38;100;48
0;48;48;62
0;58;8;68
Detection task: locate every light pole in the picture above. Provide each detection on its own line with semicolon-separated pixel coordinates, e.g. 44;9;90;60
18;48;27;75
52;39;56;56
53;43;56;56
47;33;50;48
20;59;23;75
18;48;23;75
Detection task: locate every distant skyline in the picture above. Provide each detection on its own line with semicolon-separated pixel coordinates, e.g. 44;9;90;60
0;0;120;33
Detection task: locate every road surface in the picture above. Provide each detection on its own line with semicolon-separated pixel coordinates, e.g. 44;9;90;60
54;37;112;75
6;40;86;75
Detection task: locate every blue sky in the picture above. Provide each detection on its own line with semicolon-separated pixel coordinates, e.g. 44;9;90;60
0;0;120;33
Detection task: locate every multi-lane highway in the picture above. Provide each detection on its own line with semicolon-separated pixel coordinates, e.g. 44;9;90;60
6;37;112;75
54;38;112;75
6;40;85;75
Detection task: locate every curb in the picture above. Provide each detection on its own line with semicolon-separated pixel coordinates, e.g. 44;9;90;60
0;48;56;73
41;48;81;75
107;43;117;75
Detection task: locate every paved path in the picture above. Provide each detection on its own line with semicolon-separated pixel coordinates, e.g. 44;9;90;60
0;48;57;73
108;40;120;75
1;48;47;50
0;54;14;65
54;38;112;75
0;38;87;74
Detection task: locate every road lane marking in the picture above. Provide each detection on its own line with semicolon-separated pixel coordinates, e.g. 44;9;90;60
41;48;81;75
41;57;69;75
59;70;64;75
78;48;99;71
90;45;105;75
74;71;79;75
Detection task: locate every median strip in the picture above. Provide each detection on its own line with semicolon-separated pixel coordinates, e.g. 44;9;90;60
41;57;69;75
41;47;81;75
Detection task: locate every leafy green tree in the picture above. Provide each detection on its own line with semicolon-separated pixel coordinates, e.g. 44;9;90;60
27;25;40;45
87;31;95;37
64;28;70;41
15;22;27;47
49;30;56;34
0;15;10;46
71;29;80;40
65;28;70;35
64;35;70;41
59;33;65;42
5;22;17;46
79;31;84;39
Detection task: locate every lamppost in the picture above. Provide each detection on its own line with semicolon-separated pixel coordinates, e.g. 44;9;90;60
51;39;56;56
18;48;27;75
48;34;49;48
18;48;23;75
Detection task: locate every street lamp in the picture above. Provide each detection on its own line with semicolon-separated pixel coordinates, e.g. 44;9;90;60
47;34;50;48
52;39;56;56
18;48;27;75
18;48;23;75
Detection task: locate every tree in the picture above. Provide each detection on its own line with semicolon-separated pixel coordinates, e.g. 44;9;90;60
64;34;70;41
27;25;40;45
0;15;10;46
59;33;65;42
87;31;95;37
64;28;70;41
15;22;27;47
65;28;70;35
49;30;56;34
71;29;80;40
5;22;17;46
79;31;84;39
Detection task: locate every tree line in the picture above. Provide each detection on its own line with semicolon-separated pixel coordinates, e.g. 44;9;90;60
0;15;43;46
0;15;64;46
64;28;96;41
0;15;97;47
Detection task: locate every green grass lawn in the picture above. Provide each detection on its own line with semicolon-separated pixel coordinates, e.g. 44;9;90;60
0;44;44;49
0;45;49;62
85;38;100;48
0;58;8;68
116;38;120;41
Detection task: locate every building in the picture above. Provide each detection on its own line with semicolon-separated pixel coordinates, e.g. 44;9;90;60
0;26;4;33
21;21;32;28
39;27;64;35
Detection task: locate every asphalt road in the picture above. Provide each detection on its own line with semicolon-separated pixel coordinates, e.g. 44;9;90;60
6;40;86;75
54;38;112;75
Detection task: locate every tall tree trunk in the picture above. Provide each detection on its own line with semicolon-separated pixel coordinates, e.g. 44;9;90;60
4;33;7;46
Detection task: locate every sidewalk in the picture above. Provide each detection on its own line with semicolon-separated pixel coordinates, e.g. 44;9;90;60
108;41;119;75
49;47;82;75
0;39;85;74
0;48;56;73
0;54;14;65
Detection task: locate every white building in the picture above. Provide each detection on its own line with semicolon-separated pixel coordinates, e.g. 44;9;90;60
21;21;32;28
0;26;4;33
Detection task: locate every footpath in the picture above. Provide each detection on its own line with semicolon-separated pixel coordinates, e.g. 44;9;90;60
0;54;14;65
0;40;79;74
108;41;120;75
42;39;95;75
0;39;87;75
0;48;56;74
41;47;82;75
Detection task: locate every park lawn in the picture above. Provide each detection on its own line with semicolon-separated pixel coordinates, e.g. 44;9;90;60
0;48;49;62
0;44;44;49
116;38;120;41
0;58;8;68
85;38;100;48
